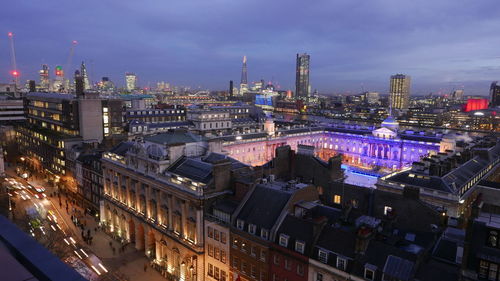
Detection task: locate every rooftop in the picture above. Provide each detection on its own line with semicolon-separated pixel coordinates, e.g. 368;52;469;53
144;130;204;145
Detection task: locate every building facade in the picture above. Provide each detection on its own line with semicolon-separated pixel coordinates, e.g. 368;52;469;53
101;131;251;281
390;74;411;110
126;73;137;92
295;53;310;99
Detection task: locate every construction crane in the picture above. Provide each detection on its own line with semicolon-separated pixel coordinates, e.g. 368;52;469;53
7;32;19;94
62;40;78;92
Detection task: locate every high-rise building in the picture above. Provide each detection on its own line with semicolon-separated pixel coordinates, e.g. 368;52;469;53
240;56;248;95
125;73;137;91
39;64;50;91
490;81;500;107
364;91;380;104
389;74;411;109
295;53;310;98
451;89;464;101
80;62;91;90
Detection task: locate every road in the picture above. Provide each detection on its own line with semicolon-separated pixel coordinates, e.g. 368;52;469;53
4;173;112;281
4;167;166;281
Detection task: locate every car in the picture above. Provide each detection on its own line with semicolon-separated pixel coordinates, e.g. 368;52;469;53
34;191;46;199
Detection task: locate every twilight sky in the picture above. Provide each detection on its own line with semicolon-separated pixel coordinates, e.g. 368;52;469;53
1;0;500;95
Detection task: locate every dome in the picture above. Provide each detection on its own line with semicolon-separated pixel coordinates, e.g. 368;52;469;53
381;116;399;131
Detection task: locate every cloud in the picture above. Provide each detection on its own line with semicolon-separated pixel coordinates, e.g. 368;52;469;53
0;0;499;95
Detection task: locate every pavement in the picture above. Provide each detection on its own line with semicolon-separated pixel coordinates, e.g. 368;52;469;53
5;164;166;281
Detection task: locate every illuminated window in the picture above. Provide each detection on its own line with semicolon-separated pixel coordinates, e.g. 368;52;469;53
333;195;341;204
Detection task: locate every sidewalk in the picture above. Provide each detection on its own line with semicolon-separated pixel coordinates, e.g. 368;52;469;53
6;167;166;281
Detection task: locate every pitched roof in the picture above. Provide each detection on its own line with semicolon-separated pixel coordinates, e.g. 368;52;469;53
109;142;134;156
382;255;415;281
144;130;204;145
236;184;292;230
167;157;213;184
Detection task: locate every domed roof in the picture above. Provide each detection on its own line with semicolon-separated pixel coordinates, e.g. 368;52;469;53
381;115;399;131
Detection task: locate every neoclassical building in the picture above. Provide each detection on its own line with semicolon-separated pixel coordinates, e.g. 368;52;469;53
221;117;457;172
101;130;251;280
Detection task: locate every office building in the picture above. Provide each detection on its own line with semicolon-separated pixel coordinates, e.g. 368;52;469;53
17;92;124;186
81;62;91;90
364;92;380;105
490;81;500;107
39;64;50;91
295;53;310;98
126;73;137;92
240;56;248;95
452;89;464;101
390;74;411;110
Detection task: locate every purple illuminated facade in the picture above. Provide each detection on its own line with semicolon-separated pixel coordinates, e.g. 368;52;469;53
221;118;455;172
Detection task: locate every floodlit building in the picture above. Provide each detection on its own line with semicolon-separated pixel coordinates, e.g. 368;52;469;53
390;74;411;110
126;73;137;92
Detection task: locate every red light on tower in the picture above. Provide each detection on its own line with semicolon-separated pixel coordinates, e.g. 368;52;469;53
7;32;13;37
10;70;19;77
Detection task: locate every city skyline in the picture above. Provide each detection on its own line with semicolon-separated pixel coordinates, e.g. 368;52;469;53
1;0;500;95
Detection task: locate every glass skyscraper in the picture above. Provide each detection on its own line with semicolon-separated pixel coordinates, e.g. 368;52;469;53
295;53;310;98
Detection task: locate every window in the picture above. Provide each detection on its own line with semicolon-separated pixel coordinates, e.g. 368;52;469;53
221;271;227;281
274;254;280;265
489;231;498;248
208;244;214;257
221;250;226;263
384;206;393;216
237;219;244;230
214;229;220;241
251;246;257;257
279;234;289;247
208;227;213;238
284;259;291;270
272;274;279;281
242;261;247;273
221;232;227;244
251;265;257;278
260;271;267;281
232;257;238;268
295;241;305;254
297;264;304;276
215;267;220;280
333;195;341;204
260;249;266;262
365;268;374;280
261;229;269;240
318;250;328;264
249;224;256;235
489;263;498;281
208;263;214;276
316;272;323;281
337;257;347;271
215;248;220;260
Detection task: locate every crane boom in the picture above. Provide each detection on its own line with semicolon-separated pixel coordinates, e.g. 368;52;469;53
7;32;19;90
62;40;78;91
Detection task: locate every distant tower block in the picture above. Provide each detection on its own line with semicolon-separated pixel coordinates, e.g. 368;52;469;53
264;119;275;136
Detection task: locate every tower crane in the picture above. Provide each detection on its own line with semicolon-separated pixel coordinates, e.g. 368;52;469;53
7;32;19;94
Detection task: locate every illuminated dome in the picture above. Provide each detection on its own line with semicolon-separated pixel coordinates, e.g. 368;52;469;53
381;116;399;132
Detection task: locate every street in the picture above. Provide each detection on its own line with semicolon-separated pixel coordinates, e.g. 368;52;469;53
4;165;166;281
